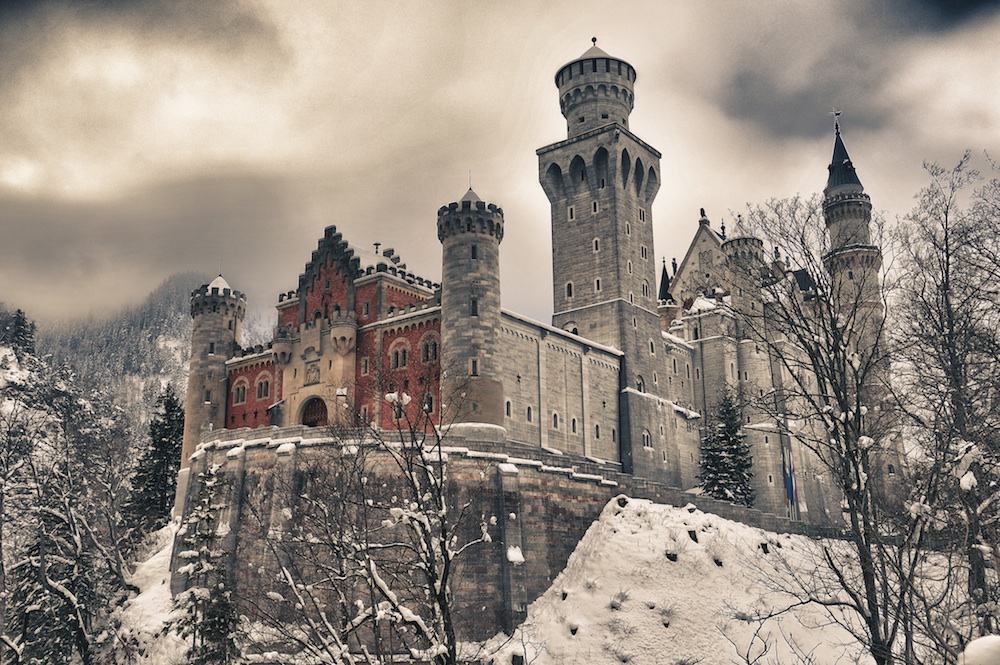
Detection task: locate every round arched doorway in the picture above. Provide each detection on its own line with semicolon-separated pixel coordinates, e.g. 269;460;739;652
301;397;328;427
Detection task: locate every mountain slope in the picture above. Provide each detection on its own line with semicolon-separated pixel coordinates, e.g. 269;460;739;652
37;271;206;422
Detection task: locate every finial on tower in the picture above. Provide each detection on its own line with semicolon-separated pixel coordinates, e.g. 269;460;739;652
671;257;678;275
720;218;726;240
592;36;597;46
830;108;842;134
373;241;381;256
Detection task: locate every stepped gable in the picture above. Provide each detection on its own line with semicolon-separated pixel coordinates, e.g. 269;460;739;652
295;225;362;323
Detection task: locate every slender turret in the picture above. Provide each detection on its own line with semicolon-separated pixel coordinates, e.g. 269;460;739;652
181;275;246;467
438;189;505;425
822;121;883;351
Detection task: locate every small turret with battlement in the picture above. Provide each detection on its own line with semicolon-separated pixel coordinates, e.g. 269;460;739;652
182;275;246;468
438;188;505;426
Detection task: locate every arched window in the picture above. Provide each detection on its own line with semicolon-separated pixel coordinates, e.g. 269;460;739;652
527;406;533;422
642;281;649;298
505;401;512;417
391;345;408;370
233;382;248;405
593;238;600;252
595;423;601;439
552;413;559;429
595;278;602;292
256;379;270;399
673;358;677;374
642;430;652;448
566;282;574;298
649;340;655;355
420;335;439;363
571;418;577;433
636;375;645;392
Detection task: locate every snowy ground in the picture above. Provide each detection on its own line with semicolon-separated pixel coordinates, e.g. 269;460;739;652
482;496;867;665
481;496;999;665
122;499;997;664
113;525;188;663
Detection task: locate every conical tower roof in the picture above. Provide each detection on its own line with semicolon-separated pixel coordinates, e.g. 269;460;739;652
461;187;482;203
658;259;672;301
826;124;864;191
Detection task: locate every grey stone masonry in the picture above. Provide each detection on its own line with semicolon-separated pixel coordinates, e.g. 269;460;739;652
182;278;245;467
438;193;505;425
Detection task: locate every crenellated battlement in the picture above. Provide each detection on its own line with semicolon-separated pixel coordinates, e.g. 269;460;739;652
189;284;246;318
436;199;505;243
555;45;636;138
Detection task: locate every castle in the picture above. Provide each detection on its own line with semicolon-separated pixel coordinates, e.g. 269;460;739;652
170;43;891;644
176;42;883;527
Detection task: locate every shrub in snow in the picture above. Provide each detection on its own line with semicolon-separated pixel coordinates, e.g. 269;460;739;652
609;589;630;611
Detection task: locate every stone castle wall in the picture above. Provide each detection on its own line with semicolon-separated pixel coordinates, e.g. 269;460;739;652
172;425;842;644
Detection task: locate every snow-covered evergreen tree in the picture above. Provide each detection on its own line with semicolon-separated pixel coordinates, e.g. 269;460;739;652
124;385;184;545
700;390;755;507
168;462;239;664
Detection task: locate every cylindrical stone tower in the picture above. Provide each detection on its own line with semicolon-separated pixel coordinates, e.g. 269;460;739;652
722;233;765;327
437;188;504;425
555;39;636;139
181;275;246;467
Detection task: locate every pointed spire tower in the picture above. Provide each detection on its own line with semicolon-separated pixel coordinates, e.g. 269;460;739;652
822;116;883;352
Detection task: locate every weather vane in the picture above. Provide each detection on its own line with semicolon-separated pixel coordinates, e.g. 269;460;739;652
830;108;842;132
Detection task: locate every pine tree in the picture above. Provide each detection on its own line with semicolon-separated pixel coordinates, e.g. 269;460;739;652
167;463;240;663
700;390;755;507
123;386;184;544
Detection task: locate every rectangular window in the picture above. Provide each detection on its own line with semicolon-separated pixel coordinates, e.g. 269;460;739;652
471;245;478;259
470;299;478;317
568;206;575;221
363;302;370;316
470;358;479;376
204;389;211;403
639;209;646;221
592;201;598;213
208;342;215;355
362;357;369;375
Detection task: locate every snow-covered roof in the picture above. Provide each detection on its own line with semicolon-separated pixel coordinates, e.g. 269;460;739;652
208;274;230;291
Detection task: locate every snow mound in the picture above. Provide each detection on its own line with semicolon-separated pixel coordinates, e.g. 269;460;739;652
960;635;1000;665
484;496;869;664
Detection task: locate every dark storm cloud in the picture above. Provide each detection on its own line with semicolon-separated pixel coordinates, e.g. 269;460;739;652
0;0;286;92
0;171;294;318
704;0;1000;141
893;0;1000;30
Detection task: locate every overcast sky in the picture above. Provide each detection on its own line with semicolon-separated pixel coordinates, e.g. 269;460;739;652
2;0;999;325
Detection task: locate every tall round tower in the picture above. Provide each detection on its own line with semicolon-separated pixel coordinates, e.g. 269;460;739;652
181;275;246;467
822;121;883;337
437;188;504;425
555;39;636;139
722;230;765;326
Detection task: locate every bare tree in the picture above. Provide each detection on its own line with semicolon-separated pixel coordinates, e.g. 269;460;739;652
892;154;1000;655
237;371;497;664
730;194;930;665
